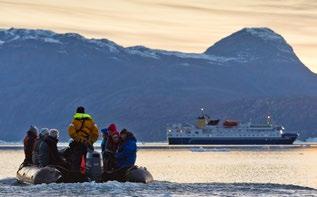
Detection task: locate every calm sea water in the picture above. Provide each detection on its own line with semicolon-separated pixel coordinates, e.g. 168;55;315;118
0;146;317;196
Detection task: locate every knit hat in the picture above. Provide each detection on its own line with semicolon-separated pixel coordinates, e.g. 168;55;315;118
76;106;85;114
49;129;59;139
107;123;119;137
39;128;49;137
27;125;38;136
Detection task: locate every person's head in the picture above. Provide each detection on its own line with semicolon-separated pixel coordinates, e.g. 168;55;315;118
49;129;59;139
101;128;108;139
120;129;130;141
76;106;85;114
27;125;38;137
108;124;120;143
39;128;49;138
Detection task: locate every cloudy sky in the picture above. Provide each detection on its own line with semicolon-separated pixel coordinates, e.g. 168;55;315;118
0;0;316;72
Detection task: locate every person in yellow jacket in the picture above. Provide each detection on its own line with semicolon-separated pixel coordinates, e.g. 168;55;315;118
68;106;99;181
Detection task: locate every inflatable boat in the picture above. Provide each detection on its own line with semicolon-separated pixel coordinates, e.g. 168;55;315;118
125;166;153;183
17;165;62;184
101;166;153;184
17;151;153;184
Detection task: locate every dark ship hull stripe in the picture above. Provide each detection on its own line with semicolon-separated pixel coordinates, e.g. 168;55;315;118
168;135;297;145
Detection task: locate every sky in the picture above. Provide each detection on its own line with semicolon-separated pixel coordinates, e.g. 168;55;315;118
0;0;316;73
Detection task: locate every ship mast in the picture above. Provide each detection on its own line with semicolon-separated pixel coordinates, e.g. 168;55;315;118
200;108;205;118
267;115;272;126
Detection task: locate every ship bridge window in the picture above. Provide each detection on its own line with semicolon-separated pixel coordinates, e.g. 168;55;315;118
195;131;199;134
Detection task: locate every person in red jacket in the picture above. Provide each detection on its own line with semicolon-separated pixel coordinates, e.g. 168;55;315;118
102;123;120;172
23;126;38;166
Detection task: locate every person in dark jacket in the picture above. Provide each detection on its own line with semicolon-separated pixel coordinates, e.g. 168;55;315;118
115;129;137;170
102;124;120;172
39;129;68;169
32;128;49;166
23;126;38;165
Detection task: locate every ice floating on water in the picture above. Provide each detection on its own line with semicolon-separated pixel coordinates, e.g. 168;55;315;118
191;147;230;152
0;177;316;196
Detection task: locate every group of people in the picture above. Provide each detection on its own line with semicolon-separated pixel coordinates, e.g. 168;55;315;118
22;106;137;182
101;124;137;181
23;126;67;168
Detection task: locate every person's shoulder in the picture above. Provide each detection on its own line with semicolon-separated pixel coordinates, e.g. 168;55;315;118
129;135;137;142
86;117;94;122
127;138;137;146
84;118;95;126
71;119;80;125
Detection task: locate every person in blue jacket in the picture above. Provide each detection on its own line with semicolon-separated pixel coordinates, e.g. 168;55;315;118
115;129;137;169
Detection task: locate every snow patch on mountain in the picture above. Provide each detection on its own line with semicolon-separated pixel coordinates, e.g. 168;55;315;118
88;39;120;53
4;28;56;38
0;28;61;44
126;46;160;59
43;38;62;44
1;28;54;39
127;48;160;59
126;46;244;63
244;28;294;55
169;50;234;62
0;28;123;52
244;28;283;41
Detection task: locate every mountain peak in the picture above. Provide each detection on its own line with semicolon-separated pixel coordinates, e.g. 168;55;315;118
204;27;294;59
240;27;283;42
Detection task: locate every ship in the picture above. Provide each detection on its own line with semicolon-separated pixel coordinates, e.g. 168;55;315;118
167;109;298;145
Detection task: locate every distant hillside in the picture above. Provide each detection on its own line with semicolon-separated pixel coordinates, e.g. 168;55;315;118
0;27;316;141
206;97;317;140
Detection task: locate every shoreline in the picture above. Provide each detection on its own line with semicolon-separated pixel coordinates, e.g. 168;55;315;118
1;143;317;150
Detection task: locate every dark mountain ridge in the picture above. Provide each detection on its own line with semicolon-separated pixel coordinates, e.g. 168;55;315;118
0;27;316;141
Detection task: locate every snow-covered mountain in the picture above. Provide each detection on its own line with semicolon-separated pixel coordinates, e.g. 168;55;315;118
0;27;316;141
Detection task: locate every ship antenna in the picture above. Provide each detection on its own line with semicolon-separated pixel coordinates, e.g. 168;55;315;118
267;115;272;125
